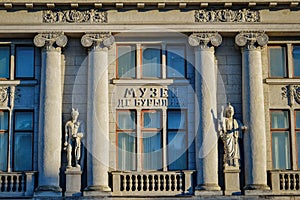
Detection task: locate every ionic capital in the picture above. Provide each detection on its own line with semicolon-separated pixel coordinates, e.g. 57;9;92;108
235;32;268;50
34;32;68;51
188;32;222;50
81;32;115;49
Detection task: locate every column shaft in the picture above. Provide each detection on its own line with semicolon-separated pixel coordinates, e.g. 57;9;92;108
33;32;68;196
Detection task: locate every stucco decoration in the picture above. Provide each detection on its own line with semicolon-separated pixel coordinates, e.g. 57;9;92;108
282;85;300;107
81;32;115;48
43;10;107;23
34;32;68;50
195;9;260;23
0;86;9;106
188;32;222;49
235;32;268;50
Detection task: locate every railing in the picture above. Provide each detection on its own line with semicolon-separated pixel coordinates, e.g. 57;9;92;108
0;172;35;197
111;171;194;196
269;170;300;195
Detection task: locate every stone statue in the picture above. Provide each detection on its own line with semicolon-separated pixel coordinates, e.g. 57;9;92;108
219;103;246;168
64;108;83;168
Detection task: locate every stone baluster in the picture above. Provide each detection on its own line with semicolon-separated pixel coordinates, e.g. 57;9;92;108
33;32;67;197
235;32;270;193
81;32;114;196
188;32;222;195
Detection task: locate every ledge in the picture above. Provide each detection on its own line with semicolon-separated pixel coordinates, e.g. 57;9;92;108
111;78;190;85
265;78;300;85
0;80;38;86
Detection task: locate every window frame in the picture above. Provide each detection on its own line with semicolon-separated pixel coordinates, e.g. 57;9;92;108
0;110;9;171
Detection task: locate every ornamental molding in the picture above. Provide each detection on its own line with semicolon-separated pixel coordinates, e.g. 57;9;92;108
0;87;9;106
235;32;268;50
188;32;222;49
81;32;115;49
34;32;68;50
282;85;300;107
43;9;107;24
0;86;20;107
195;9;260;23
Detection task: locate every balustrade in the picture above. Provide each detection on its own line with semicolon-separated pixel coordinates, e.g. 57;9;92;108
269;170;300;194
111;171;194;196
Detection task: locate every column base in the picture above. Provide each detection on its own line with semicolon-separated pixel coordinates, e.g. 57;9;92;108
244;184;271;195
83;185;111;197
34;185;62;197
195;184;222;196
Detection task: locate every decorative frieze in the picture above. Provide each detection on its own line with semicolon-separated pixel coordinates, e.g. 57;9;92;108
195;9;260;23
235;32;268;50
188;32;222;49
34;32;68;50
282;85;300;107
43;10;107;23
0;86;9;106
0;86;20;107
81;32;114;49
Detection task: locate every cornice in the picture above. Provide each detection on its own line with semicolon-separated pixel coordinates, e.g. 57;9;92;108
0;0;299;10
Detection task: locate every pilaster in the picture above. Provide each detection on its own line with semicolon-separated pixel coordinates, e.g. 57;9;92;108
81;32;114;196
235;32;270;193
189;32;222;195
33;32;68;197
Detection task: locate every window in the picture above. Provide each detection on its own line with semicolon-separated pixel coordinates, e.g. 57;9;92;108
117;45;136;78
167;45;186;78
117;109;187;171
13;111;33;171
116;44;186;79
0;46;10;79
0;111;8;171
15;46;35;79
269;46;287;77
295;111;300;169
271;110;291;169
293;46;300;77
268;44;300;78
0;44;35;80
0;110;33;172
167;110;187;170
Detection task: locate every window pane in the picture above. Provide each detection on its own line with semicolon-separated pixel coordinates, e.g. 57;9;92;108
167;46;185;78
142;132;162;170
0;111;8;131
272;131;291;169
142;46;161;78
15;112;33;131
269;46;286;77
117;111;135;130
168;131;187;170
14;132;32;171
143;111;161;129
0;133;8;171
271;111;289;129
293;46;300;76
297;132;300;169
296;111;300;129
118;132;136;170
168;110;186;129
0;46;10;79
117;45;136;78
16;46;34;78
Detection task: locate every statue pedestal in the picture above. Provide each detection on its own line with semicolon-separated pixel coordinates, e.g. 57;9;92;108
224;166;241;195
65;167;82;197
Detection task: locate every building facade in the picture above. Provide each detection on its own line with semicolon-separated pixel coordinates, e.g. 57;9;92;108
0;0;300;199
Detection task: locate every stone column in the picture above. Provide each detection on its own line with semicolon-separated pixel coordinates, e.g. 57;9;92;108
188;33;222;195
33;32;68;196
235;32;270;193
81;33;115;196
